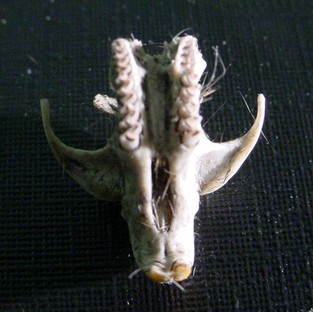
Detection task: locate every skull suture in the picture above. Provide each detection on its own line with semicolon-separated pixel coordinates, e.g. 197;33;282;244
41;35;265;285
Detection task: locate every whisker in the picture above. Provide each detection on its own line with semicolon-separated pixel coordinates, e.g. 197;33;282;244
161;176;171;201
128;263;153;279
210;46;227;87
152;200;162;230
168;200;176;218
171;28;192;41
128;267;144;279
238;92;275;153
201;46;228;103
192;266;196;277
171;280;186;292
164;168;177;177
202;100;228;128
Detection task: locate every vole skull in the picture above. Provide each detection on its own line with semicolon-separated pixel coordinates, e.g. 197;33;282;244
41;35;265;285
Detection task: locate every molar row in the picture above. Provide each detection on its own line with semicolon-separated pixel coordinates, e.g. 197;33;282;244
174;37;203;148
112;39;144;151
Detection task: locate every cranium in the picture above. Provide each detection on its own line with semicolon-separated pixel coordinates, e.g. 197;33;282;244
40;35;265;286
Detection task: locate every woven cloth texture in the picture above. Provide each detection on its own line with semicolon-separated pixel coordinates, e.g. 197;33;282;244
1;1;312;311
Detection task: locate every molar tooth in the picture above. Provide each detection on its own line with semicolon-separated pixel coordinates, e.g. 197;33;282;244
115;72;130;84
120;104;137;116
181;72;201;86
112;38;127;51
178;106;193;119
178;85;200;101
119;113;139;131
114;56;130;70
119;134;137;150
119;125;142;150
117;79;135;95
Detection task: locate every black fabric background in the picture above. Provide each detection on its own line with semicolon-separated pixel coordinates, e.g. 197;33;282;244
1;1;312;311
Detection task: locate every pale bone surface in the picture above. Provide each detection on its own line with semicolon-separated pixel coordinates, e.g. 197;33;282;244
41;35;265;285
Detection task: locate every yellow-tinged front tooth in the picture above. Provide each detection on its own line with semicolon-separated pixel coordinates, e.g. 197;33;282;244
171;262;192;282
